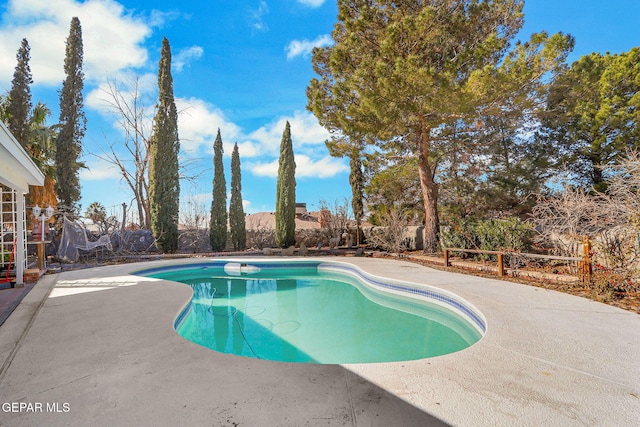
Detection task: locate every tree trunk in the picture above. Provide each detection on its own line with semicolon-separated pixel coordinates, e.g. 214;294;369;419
142;179;150;229
133;174;150;229
416;124;440;253
121;203;127;233
136;197;144;229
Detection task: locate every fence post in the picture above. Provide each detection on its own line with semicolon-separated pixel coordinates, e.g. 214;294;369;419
583;236;592;283
497;252;505;277
444;249;449;267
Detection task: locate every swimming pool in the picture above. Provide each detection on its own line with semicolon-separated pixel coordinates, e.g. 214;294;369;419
135;259;485;364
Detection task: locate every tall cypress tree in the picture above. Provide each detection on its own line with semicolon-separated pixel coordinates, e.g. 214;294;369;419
7;38;33;150
56;17;86;212
149;37;180;253
209;129;227;251
229;142;246;251
349;150;365;245
275;121;296;248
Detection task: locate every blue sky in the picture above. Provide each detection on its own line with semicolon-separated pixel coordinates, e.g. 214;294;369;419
1;0;639;223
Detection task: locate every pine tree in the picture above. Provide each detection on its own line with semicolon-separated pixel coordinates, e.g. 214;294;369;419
229;142;246;251
275;121;296;248
209;129;227;251
307;0;573;252
544;48;640;192
56;17;86;213
7;38;33;150
149;37;180;253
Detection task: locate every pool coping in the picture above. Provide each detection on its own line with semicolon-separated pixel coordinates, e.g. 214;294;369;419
1;256;639;426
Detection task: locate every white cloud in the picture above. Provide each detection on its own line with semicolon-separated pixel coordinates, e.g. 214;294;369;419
147;9;181;29
295;154;349;178
248;1;269;32
248;110;331;155
249;154;347;178
0;0;152;86
176;97;242;155
87;85;279;160
174;105;330;159
173;45;204;72
287;110;332;145
85;71;157;115
79;160;119;181
248;159;279;177
234;140;264;158
296;0;326;8
286;34;332;60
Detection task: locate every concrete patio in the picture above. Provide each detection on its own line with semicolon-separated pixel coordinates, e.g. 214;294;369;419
1;257;639;426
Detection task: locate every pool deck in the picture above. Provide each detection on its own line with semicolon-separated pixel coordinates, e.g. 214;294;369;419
0;257;639;426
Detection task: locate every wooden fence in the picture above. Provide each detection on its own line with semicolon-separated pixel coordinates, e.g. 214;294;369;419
443;237;593;282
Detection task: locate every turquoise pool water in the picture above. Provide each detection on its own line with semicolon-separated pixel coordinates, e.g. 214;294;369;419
141;261;483;364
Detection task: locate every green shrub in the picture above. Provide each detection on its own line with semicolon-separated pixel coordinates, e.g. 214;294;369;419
440;217;534;254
